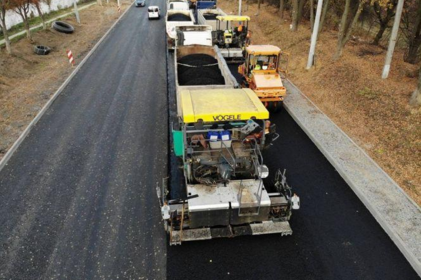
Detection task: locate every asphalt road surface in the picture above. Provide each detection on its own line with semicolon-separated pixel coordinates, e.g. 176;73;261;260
0;2;419;280
0;4;168;280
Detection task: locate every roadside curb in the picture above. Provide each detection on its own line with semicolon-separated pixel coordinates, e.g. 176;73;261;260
0;2;96;47
0;2;133;172
283;79;421;276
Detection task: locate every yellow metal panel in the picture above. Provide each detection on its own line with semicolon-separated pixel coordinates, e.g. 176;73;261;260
216;15;251;22
254;73;284;88
180;90;195;123
246;45;281;55
180;89;269;123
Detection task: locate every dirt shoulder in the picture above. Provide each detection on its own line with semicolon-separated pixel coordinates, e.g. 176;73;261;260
219;1;420;205
0;2;130;158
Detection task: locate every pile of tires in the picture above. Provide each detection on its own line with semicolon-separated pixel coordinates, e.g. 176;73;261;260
51;21;74;34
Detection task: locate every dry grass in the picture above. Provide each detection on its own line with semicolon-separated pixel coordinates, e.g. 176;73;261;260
0;2;130;156
219;1;421;205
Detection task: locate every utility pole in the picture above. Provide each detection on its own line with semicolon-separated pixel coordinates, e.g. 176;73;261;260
306;0;323;69
382;0;404;79
73;0;80;24
239;0;242;16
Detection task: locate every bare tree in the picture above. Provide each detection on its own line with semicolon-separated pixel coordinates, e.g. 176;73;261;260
318;0;329;33
333;0;365;60
291;0;299;30
310;0;314;29
33;0;46;30
372;0;398;45
297;0;305;22
0;0;12;54
280;0;285;19
402;0;421;64
410;67;421;106
12;0;32;40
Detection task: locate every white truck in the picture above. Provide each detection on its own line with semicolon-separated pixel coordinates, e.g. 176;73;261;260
166;10;195;49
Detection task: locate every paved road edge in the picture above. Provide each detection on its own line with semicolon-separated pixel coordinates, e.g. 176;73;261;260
283;79;421;276
0;2;133;172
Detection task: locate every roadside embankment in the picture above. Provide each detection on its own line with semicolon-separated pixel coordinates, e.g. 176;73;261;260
0;1;131;159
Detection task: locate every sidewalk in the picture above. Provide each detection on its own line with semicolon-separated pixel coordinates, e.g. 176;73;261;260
0;2;96;47
283;79;421;276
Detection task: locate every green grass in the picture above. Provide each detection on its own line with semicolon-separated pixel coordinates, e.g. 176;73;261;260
358;87;379;100
0;0;95;41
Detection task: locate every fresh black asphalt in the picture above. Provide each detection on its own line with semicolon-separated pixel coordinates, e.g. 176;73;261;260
0;4;167;280
0;2;419;280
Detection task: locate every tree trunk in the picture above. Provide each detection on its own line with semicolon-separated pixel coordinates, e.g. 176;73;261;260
334;0;362;60
334;0;351;60
310;0;314;29
342;2;363;44
24;17;30;39
15;3;32;40
0;11;11;54
35;2;46;30
404;2;421;64
318;0;329;33
372;1;398;46
297;0;305;22
373;23;387;45
410;68;421;106
280;0;284;19
291;0;299;31
258;0;261;10
405;40;421;64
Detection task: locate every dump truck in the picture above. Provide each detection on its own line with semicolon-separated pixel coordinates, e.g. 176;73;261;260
159;88;300;245
197;8;227;31
166;10;195;49
238;45;288;112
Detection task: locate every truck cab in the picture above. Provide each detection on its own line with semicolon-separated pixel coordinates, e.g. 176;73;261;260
239;45;288;112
